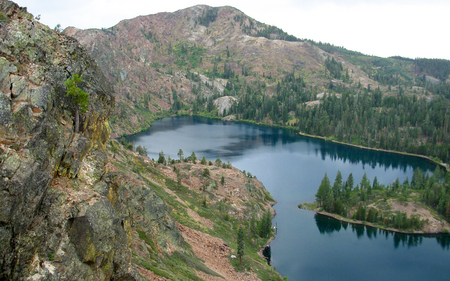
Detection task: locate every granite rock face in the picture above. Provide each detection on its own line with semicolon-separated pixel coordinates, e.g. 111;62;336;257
213;96;237;116
0;1;182;280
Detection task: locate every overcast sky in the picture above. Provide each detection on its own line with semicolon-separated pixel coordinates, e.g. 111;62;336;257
14;0;450;60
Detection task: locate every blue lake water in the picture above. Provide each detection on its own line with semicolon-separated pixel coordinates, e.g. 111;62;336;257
127;116;450;281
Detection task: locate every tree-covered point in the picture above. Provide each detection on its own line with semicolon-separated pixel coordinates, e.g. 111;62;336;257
314;167;450;231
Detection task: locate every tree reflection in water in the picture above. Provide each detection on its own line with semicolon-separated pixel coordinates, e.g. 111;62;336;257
314;213;450;250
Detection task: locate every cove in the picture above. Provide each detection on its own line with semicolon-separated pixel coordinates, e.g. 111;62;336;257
126;116;450;281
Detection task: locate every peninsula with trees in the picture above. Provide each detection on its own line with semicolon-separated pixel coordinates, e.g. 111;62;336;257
301;167;450;234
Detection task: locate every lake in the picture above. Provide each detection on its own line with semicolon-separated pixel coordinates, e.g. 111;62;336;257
127;116;450;281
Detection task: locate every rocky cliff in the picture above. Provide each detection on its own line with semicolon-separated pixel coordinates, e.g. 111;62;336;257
0;1;181;279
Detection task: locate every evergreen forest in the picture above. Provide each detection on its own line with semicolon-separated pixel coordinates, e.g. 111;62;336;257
185;56;450;165
313;167;450;232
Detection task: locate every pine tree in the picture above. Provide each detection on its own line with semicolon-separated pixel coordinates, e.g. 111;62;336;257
158;151;166;164
316;173;331;207
259;210;272;238
65;74;89;133
345;173;354;200
191;152;197;164
324;189;335;212
354;203;366;221
237;226;245;267
136;145;147;156
332;170;343;199
346;173;354;190
177;149;184;161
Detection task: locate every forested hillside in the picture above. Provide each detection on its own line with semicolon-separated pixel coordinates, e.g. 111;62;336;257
66;5;450;165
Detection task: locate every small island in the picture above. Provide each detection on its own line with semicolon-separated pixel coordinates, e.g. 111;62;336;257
300;167;450;234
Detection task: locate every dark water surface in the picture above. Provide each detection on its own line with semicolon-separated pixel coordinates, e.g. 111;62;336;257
127;116;450;281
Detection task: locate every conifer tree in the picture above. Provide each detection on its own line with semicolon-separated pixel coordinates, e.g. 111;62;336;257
158;151;166;164
316;173;331;207
259;210;272;238
332;170;343;199
177;149;184;161
65;74;89;133
237;226;245;267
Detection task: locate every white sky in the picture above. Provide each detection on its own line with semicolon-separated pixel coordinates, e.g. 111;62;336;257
14;0;450;60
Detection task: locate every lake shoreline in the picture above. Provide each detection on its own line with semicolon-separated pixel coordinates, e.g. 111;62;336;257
315;210;449;235
127;115;450;280
297;132;449;172
115;113;448;172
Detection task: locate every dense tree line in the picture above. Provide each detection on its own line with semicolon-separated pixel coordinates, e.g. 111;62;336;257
324;57;349;81
222;72;309;124
212;71;450;163
315;167;450;231
189;66;450;163
371;72;401;86
411;167;450;220
415;58;450;82
296;86;450;162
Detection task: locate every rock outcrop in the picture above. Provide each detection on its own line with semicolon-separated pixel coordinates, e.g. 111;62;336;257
0;1;182;280
214;96;237;116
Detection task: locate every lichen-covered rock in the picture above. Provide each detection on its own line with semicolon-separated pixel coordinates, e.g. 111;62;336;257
0;1;151;280
0;1;188;280
94;173;184;252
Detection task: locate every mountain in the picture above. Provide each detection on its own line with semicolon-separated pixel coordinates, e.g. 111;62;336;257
0;1;281;280
64;5;372;135
67;5;450;165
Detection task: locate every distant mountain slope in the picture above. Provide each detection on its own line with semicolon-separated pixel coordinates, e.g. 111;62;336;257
67;5;450;165
65;5;378;135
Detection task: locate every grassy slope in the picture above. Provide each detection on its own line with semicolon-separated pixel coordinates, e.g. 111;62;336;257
106;139;285;280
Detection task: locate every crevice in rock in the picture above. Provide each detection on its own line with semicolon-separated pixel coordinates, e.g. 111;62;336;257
33;176;53;217
66;217;74;232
